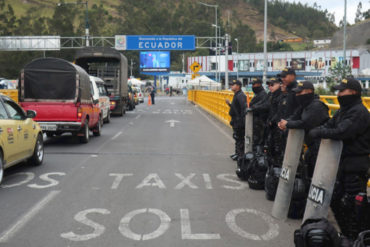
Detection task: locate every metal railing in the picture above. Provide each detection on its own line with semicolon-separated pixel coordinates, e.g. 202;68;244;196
188;90;370;127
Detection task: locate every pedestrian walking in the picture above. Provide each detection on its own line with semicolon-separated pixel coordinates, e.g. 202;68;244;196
226;80;246;161
309;78;370;240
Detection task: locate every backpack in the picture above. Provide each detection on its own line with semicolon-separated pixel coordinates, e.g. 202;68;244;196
294;218;342;247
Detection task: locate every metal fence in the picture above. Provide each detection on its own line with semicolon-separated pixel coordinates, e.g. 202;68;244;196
188;90;370;127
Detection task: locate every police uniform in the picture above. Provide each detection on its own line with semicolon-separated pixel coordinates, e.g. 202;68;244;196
286;81;329;177
266;78;285;166
279;68;299;119
228;80;246;160
309;78;370;239
249;78;269;150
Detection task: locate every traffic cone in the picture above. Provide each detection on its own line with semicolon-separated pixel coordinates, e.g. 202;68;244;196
148;94;152;106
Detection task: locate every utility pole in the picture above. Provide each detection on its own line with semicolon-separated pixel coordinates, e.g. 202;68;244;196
182;53;185;74
343;0;347;73
263;0;268;84
199;2;218;82
235;38;239;80
130;59;135;77
225;34;229;89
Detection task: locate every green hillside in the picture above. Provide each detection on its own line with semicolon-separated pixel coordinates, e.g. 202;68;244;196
0;0;339;78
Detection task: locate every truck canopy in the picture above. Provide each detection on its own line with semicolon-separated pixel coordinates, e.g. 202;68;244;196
20;57;91;102
74;47;128;97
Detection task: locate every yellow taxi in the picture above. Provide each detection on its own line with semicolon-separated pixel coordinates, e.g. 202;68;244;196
0;94;44;185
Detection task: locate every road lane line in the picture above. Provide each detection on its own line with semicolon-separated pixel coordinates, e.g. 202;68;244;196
111;131;123;140
194;107;233;142
135;114;142;120
0;190;60;243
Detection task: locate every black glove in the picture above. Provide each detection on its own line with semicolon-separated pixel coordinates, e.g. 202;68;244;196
308;127;322;139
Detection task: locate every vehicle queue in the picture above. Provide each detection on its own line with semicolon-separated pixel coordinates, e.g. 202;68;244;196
0;51;145;186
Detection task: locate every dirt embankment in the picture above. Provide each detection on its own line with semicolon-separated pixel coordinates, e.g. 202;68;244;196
330;19;370;49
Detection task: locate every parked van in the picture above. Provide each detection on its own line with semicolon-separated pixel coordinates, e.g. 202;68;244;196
90;76;111;123
19;58;102;143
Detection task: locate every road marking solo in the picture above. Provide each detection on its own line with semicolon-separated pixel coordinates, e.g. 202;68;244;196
180;209;220;240
61;208;111;241
61;207;280;241
226;208;279;241
119;208;171;241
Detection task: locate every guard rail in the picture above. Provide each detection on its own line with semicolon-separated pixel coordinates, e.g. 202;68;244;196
188;90;370;126
0;89;18;103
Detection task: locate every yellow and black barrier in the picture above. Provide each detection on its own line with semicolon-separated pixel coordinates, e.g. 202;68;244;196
188;90;370;126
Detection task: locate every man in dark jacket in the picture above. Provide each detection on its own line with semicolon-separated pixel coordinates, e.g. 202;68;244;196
249;78;269;150
278;81;329;177
279;68;299;119
226;80;246;161
266;78;285;166
309;78;370;240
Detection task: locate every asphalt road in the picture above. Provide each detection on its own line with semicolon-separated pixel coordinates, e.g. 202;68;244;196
0;96;300;247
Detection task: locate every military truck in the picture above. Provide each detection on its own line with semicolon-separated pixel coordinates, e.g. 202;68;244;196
75;47;129;116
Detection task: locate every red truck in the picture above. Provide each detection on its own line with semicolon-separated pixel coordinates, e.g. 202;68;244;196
19;58;102;143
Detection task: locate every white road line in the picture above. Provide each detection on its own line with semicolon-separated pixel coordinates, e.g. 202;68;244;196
195;107;233;143
0;190;60;243
135;114;142;120
111;131;123;140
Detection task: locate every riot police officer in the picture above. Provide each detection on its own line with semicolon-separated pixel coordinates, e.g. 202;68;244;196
266;78;285;166
279;68;299;119
226;80;246;161
249;78;269;150
309;78;370;240
278;81;329;178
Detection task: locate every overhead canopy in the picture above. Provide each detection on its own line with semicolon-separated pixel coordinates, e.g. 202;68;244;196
187;75;221;89
128;78;145;86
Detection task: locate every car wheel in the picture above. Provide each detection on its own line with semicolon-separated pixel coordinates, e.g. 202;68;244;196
93;117;102;137
29;134;44;166
79;120;89;144
0;152;3;185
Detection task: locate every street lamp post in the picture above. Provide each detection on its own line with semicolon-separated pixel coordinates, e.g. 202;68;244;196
343;0;347;70
212;24;221;82
235;38;239;80
263;0;268;84
198;2;218;82
57;1;89;47
225;34;229;89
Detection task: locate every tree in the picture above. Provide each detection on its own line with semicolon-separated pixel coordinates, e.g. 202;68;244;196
327;62;352;92
355;2;363;23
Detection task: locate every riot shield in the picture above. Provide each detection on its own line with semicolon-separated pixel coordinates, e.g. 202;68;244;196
245;111;253;153
303;139;343;222
272;129;305;220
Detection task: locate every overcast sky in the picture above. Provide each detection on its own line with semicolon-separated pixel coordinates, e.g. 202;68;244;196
284;0;370;25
